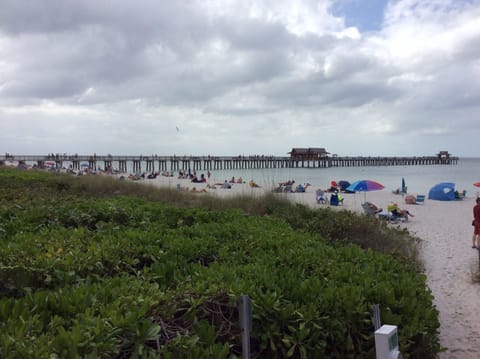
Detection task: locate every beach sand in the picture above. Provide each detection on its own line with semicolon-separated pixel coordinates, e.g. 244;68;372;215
135;174;480;358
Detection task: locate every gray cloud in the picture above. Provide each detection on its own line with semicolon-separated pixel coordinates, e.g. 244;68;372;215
1;0;479;157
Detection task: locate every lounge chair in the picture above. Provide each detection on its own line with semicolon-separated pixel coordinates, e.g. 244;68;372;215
454;190;466;200
386;204;411;222
362;203;405;223
392;186;408;195
415;194;425;204
362;202;382;215
378;211;407;223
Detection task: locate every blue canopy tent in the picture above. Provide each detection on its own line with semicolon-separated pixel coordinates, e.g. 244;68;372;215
428;182;456;201
338;180;352;192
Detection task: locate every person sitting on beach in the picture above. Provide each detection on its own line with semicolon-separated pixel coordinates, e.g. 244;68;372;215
328;190;343;205
229;176;236;183
295;184;305;192
294;183;310;193
279;180;294;186
249;180;260;188
455;189;466;200
273;180;294;192
223;180;231;189
327;180;339;192
316;189;327;204
236;177;244;183
387;203;414;220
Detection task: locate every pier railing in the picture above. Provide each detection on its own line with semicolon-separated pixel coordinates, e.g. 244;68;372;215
0;154;459;173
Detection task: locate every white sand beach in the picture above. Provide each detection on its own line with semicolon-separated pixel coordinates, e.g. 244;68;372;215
135;174;480;358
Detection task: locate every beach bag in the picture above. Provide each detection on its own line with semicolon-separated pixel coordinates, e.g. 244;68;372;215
330;193;339;206
405;194;416;204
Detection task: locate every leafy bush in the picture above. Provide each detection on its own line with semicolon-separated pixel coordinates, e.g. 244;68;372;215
0;167;441;358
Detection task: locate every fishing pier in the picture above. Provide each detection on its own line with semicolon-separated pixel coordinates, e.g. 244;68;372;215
1;150;459;173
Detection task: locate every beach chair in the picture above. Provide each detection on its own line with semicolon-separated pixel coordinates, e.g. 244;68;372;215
378;211;407;223
454;190;466;200
361;203;404;223
385;204;410;222
316;189;327;204
362;202;382;215
415;194;425;204
392;186;407;195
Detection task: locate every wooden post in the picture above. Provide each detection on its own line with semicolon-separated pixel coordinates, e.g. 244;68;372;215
239;295;252;359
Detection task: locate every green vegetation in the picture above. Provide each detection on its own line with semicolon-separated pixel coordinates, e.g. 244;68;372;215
0;167;441;358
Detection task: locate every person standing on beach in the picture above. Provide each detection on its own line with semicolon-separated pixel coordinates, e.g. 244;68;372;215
472;198;480;248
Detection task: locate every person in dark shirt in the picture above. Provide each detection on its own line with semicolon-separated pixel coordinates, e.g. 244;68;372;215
472;198;480;248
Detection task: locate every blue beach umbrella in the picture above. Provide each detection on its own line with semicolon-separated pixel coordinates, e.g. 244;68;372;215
346;179;385;202
402;177;406;192
428;182;455;201
338;180;351;191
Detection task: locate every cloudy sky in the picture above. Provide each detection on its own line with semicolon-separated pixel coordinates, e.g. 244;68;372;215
1;0;479;157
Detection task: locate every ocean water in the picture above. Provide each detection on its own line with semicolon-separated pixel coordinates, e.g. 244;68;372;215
208;158;480;195
18;157;480;195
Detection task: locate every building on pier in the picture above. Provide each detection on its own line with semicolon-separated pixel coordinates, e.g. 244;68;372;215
288;148;329;160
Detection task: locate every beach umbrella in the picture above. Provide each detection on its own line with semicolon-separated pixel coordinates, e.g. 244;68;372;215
338;180;351;191
428;182;455;201
346;179;385;202
474;182;480;197
402;177;406;192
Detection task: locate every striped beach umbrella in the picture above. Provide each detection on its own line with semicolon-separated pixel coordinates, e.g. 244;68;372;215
346;179;385;202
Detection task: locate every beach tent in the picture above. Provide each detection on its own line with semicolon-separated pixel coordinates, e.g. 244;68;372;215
428;182;456;201
338;180;351;191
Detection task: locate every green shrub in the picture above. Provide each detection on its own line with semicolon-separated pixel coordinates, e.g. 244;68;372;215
0;167;441;358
